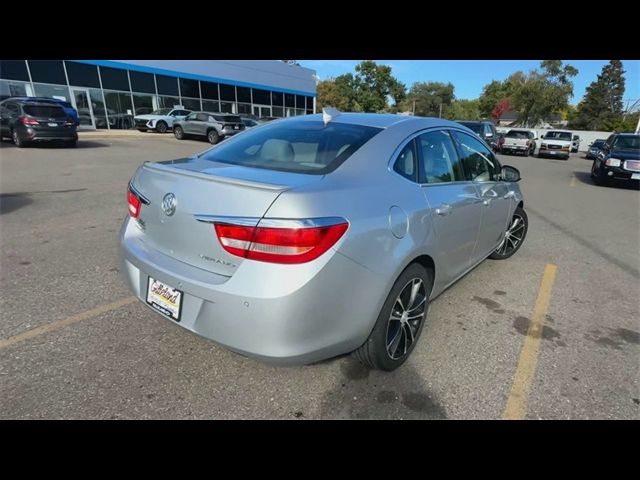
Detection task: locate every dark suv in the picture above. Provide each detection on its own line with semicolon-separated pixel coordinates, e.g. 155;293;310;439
0;99;78;147
590;133;640;186
456;120;499;152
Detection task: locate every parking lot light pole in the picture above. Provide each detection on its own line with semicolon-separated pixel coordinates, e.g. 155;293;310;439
635;114;640;133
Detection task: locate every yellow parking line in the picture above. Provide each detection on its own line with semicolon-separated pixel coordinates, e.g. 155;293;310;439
502;263;558;420
569;175;576;187
0;296;136;350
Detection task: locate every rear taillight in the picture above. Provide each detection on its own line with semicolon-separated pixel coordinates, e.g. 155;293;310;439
127;190;142;218
19;117;39;125
65;118;75;126
213;219;348;264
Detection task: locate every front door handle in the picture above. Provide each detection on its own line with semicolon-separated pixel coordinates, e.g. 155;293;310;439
435;204;452;216
503;191;516;200
482;199;491;206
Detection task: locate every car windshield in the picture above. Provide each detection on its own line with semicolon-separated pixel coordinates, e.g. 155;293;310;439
199;120;382;174
151;108;172;115
543;131;572;141
612;135;640;150
505;130;529;139
459;122;483;135
23;105;67;118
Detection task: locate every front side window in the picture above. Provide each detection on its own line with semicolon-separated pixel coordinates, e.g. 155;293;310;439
199;120;382;175
452;130;497;182
393;140;417;181
186;113;198;121
612;135;640;150
418;130;463;184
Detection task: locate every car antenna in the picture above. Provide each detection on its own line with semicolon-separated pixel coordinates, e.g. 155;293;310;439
322;107;341;125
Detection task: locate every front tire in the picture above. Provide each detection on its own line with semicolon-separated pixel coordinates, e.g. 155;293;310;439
591;161;606;185
489;207;528;260
207;129;220;144
156;121;167;134
174;125;184;140
353;263;431;371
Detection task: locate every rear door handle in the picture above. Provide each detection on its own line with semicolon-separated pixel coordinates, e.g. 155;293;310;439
435;204;452;216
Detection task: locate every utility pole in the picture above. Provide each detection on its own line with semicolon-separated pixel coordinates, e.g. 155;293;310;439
636;114;640;133
439;103;442;118
412;100;415;115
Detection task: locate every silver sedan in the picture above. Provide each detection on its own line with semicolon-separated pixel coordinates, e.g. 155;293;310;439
120;111;527;371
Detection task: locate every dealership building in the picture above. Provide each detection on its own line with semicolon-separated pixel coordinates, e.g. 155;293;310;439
0;60;317;130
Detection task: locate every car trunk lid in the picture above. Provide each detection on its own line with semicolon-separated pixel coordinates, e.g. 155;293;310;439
130;157;322;276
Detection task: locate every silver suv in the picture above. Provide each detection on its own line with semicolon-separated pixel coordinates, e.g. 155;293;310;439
173;112;245;144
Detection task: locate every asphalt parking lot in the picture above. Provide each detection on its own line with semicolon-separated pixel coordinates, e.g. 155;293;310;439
1;135;638;419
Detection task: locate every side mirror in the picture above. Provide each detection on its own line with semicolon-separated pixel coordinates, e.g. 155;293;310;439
501;165;521;182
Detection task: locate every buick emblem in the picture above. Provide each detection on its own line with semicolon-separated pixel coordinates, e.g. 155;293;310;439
162;193;177;216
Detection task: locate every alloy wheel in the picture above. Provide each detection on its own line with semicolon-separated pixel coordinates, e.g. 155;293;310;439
495;213;526;256
386;278;426;360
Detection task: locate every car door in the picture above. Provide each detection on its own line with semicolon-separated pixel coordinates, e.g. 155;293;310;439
181;112;199;134
417;129;484;284
452;130;512;261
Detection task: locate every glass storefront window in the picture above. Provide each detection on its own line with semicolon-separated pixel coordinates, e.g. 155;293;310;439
132;93;156;115
252;88;270;105
237;87;251;103
28;61;67;85
100;66;130;91
64;62;100;88
296;95;305;109
286;107;296;117
181;98;201;111
88;88;108;129
236;103;252;115
201;81;219;100
272;107;284;118
285;93;295;108
0;60;30;81
271;91;283;107
130;71;156;94
220;102;235;113
158;96;181;109
202;100;220;113
219;84;235;102
0;79;31;97
104;90;134;129
156;75;179;96
33;83;72;102
306;96;314;110
179;78;199;98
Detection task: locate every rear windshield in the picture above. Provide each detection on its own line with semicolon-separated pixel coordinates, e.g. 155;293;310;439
543;131;572;141
591;140;605;148
199;120;382;174
213;115;242;123
23;105;66;118
612;135;640;150
459;122;483;135
505;130;529;139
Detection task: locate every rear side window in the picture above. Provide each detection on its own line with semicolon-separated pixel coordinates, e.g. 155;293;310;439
200;120;382;174
23;105;66;118
418;130;463;183
393;140;417;181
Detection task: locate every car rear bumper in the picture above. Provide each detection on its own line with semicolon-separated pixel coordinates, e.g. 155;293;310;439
539;148;569;158
118;216;386;365
25;128;77;142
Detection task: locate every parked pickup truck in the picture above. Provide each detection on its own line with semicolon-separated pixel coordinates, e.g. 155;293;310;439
501;129;537;156
538;130;573;160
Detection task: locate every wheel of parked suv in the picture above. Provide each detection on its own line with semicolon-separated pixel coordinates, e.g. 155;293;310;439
591;161;606;185
207;129;220;145
156;121;168;134
11;129;25;148
174;125;184;140
489;207;528;260
354;263;432;371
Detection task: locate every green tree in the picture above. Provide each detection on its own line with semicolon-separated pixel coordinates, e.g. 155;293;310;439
353;60;406;112
509;61;578;126
443;99;481;120
478;80;514;118
569;60;626;130
316;74;357;112
399;82;455;117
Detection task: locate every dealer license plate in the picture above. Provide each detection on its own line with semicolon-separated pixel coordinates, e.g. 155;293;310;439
146;277;183;321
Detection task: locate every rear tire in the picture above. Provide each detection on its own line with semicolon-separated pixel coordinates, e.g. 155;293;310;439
156;121;167;134
174;125;184;140
489;207;528;260
353;263;432;371
207;129;220;145
12;129;25;148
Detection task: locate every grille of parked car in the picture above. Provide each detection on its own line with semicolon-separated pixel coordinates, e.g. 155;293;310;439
548;144;562;149
624;160;640;172
135;119;148;126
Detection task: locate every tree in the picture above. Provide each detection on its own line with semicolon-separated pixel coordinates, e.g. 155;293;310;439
316;74;357;112
352;61;406;112
478;80;513;118
398;82;455;117
443;99;481;120
569;60;626;130
491;98;513;122
509;61;578;126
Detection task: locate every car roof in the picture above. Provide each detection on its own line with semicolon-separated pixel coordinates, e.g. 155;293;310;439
288;112;467;130
614;132;640;137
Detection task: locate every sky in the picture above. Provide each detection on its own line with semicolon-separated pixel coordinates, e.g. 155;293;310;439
299;60;640;107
